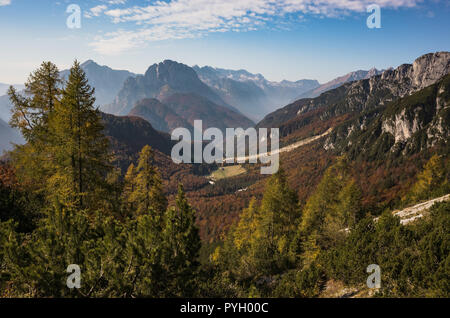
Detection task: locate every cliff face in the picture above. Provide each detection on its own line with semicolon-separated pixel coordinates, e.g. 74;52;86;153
326;73;450;159
369;52;450;99
381;109;422;144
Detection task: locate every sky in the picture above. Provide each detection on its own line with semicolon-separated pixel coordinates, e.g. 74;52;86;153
0;0;449;84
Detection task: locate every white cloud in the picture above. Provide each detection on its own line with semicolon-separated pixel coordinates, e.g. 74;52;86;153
106;0;126;4
0;0;11;7
89;0;422;55
85;5;108;18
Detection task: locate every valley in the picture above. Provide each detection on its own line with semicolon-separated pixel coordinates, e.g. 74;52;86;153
1;51;449;298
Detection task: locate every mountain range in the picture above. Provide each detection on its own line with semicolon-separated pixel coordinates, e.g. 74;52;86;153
0;117;24;155
60;60;137;107
3;53;447;166
259;52;449;132
0;83;24;96
0;59;384;136
193;65;320;121
295;68;383;100
104;60;234;115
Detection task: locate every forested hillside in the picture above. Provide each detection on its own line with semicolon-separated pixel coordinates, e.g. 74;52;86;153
0;56;448;298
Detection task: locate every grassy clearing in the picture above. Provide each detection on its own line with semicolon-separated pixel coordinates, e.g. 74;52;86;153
209;165;246;180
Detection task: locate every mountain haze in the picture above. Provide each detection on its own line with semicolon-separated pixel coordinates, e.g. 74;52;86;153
295;68;383;100
193;65;319;121
60;60;136;107
128;98;193;133
162;93;254;132
0;83;25;96
104;60;236;116
0;118;24;154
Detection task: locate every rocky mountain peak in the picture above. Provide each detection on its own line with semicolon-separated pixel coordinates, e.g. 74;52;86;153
376;51;450;97
411;51;450;87
81;59;96;67
144;60;200;87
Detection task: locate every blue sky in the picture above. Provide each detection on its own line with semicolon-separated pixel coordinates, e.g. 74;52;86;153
0;0;449;84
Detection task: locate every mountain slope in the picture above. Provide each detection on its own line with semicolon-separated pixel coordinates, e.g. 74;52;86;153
61;60;136;107
101;112;173;158
0;118;24;155
191;52;450;241
105;60;234;116
161;93;254;132
128;98;193;133
100;112;208;194
193;65;319;121
258;52;450;136
0;94;11;122
325;73;450;160
295;68;383;100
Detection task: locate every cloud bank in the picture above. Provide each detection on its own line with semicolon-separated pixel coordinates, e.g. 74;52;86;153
0;0;11;7
88;0;422;55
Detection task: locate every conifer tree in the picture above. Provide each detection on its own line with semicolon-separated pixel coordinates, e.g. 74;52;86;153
299;157;362;252
406;154;449;203
47;60;110;209
161;185;201;296
130;145;167;216
123;212;165;297
218;168;299;281
8;61;61;141
8;62;62;188
233;198;260;251
121;163;137;214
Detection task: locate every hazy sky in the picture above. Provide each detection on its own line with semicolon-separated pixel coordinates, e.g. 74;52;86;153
0;0;449;84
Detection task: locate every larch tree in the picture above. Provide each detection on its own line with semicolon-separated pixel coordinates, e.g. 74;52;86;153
47;60;110;210
406;154;449;203
121;163;137;215
161;185;201;297
130;145;167;217
8;61;62;189
299;157;362;255
218;168;299;281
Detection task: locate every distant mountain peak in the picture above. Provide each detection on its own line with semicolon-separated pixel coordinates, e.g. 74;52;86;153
193;65;320;120
295;68;384;100
81;59;96;67
105;60;235;116
60;60;136;107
